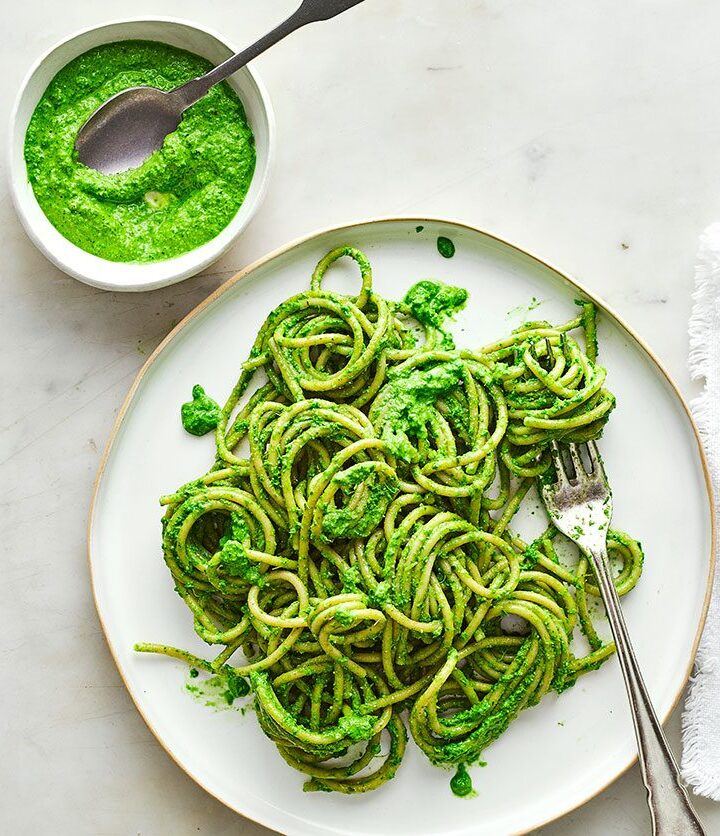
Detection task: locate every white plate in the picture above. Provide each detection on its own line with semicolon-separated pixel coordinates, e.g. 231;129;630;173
89;218;713;836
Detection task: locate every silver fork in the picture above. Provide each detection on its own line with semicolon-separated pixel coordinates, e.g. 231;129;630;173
541;440;705;835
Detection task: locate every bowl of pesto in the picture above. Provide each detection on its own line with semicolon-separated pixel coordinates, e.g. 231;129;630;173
9;18;274;291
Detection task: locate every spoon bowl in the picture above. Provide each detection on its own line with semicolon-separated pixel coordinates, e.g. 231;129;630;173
76;86;183;175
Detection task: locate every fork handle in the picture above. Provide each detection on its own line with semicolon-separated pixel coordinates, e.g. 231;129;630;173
589;547;705;835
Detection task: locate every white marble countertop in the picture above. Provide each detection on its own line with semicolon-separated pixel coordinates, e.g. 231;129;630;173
4;1;720;833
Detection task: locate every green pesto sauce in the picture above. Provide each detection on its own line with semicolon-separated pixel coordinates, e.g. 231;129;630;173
225;668;251;702
220;512;251;547
219;539;265;586
321;462;400;539
185;666;250;709
437;236;456;258
181;385;221;436
380;360;465;462
341;566;362;593
24;40;256;262
368;579;392;608
337;713;375;742
404;280;468;329
450;763;476;797
333;608;356;627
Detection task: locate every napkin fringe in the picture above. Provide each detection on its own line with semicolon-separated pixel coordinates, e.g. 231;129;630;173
682;221;720;799
682;658;720;800
689;223;720;390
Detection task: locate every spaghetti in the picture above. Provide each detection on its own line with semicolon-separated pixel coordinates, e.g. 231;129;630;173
136;246;643;794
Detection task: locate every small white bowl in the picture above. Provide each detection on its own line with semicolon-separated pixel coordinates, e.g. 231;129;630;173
9;17;275;292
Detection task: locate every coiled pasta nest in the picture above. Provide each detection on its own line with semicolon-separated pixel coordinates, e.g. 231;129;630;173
138;246;643;793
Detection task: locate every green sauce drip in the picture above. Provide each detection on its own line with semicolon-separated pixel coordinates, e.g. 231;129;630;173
24;40;256;262
437;236;456;258
450;763;474;797
181;385;220;436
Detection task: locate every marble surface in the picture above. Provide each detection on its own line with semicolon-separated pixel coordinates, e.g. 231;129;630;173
3;1;720;833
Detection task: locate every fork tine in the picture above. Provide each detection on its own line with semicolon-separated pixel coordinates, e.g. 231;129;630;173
549;441;570;484
585;440;605;476
567;443;586;480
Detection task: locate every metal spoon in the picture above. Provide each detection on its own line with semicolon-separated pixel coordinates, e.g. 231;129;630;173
75;0;368;175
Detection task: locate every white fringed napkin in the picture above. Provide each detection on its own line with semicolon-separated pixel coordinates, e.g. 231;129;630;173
682;222;720;799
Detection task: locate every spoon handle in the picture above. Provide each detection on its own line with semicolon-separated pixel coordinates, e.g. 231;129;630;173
174;0;368;108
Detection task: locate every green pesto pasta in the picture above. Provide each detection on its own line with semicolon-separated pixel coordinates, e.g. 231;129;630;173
136;245;644;794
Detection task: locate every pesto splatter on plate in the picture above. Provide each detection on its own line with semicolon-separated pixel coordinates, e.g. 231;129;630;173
181;385;221;436
437;235;456;258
